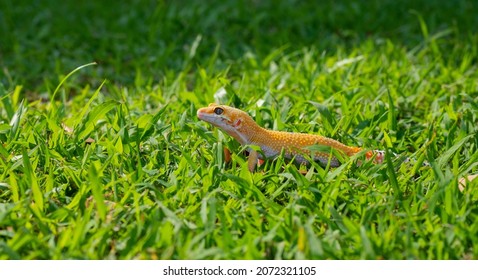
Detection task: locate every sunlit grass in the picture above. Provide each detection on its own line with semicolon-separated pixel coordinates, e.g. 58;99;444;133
0;0;478;259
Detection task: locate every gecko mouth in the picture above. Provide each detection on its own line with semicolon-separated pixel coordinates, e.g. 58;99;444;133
197;112;231;128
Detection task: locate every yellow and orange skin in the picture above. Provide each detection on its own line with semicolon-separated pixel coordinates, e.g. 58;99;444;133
197;103;381;172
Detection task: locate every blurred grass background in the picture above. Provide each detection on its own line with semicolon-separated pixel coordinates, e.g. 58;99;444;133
2;0;477;90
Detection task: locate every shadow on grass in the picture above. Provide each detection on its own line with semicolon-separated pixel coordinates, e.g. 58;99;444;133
0;0;477;91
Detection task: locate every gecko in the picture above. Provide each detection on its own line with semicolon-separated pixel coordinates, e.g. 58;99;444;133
197;103;478;190
197;103;385;172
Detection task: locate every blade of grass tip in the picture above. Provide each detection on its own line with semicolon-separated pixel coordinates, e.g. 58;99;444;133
411;10;441;57
384;147;400;199
22;148;43;212
139;105;168;141
76;100;118;141
9;99;26;141
89;162;106;222
50;62;97;112
216;141;224;169
308;101;335;132
206;43;221;72
410;10;429;40
387;88;397;131
74;79;107;128
437;134;473;168
0;83;14;119
8;171;20;203
12;85;22;108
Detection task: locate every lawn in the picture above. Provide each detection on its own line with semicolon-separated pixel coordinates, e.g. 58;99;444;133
0;0;478;259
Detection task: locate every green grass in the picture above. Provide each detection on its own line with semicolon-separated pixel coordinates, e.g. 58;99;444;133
1;0;478;259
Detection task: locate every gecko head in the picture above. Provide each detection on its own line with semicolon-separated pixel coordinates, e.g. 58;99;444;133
197;103;252;144
197;103;246;130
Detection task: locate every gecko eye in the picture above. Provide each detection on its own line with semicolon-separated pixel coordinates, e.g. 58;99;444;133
214;107;224;115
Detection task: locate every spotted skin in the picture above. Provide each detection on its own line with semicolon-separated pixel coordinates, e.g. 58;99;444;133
197;103;383;171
